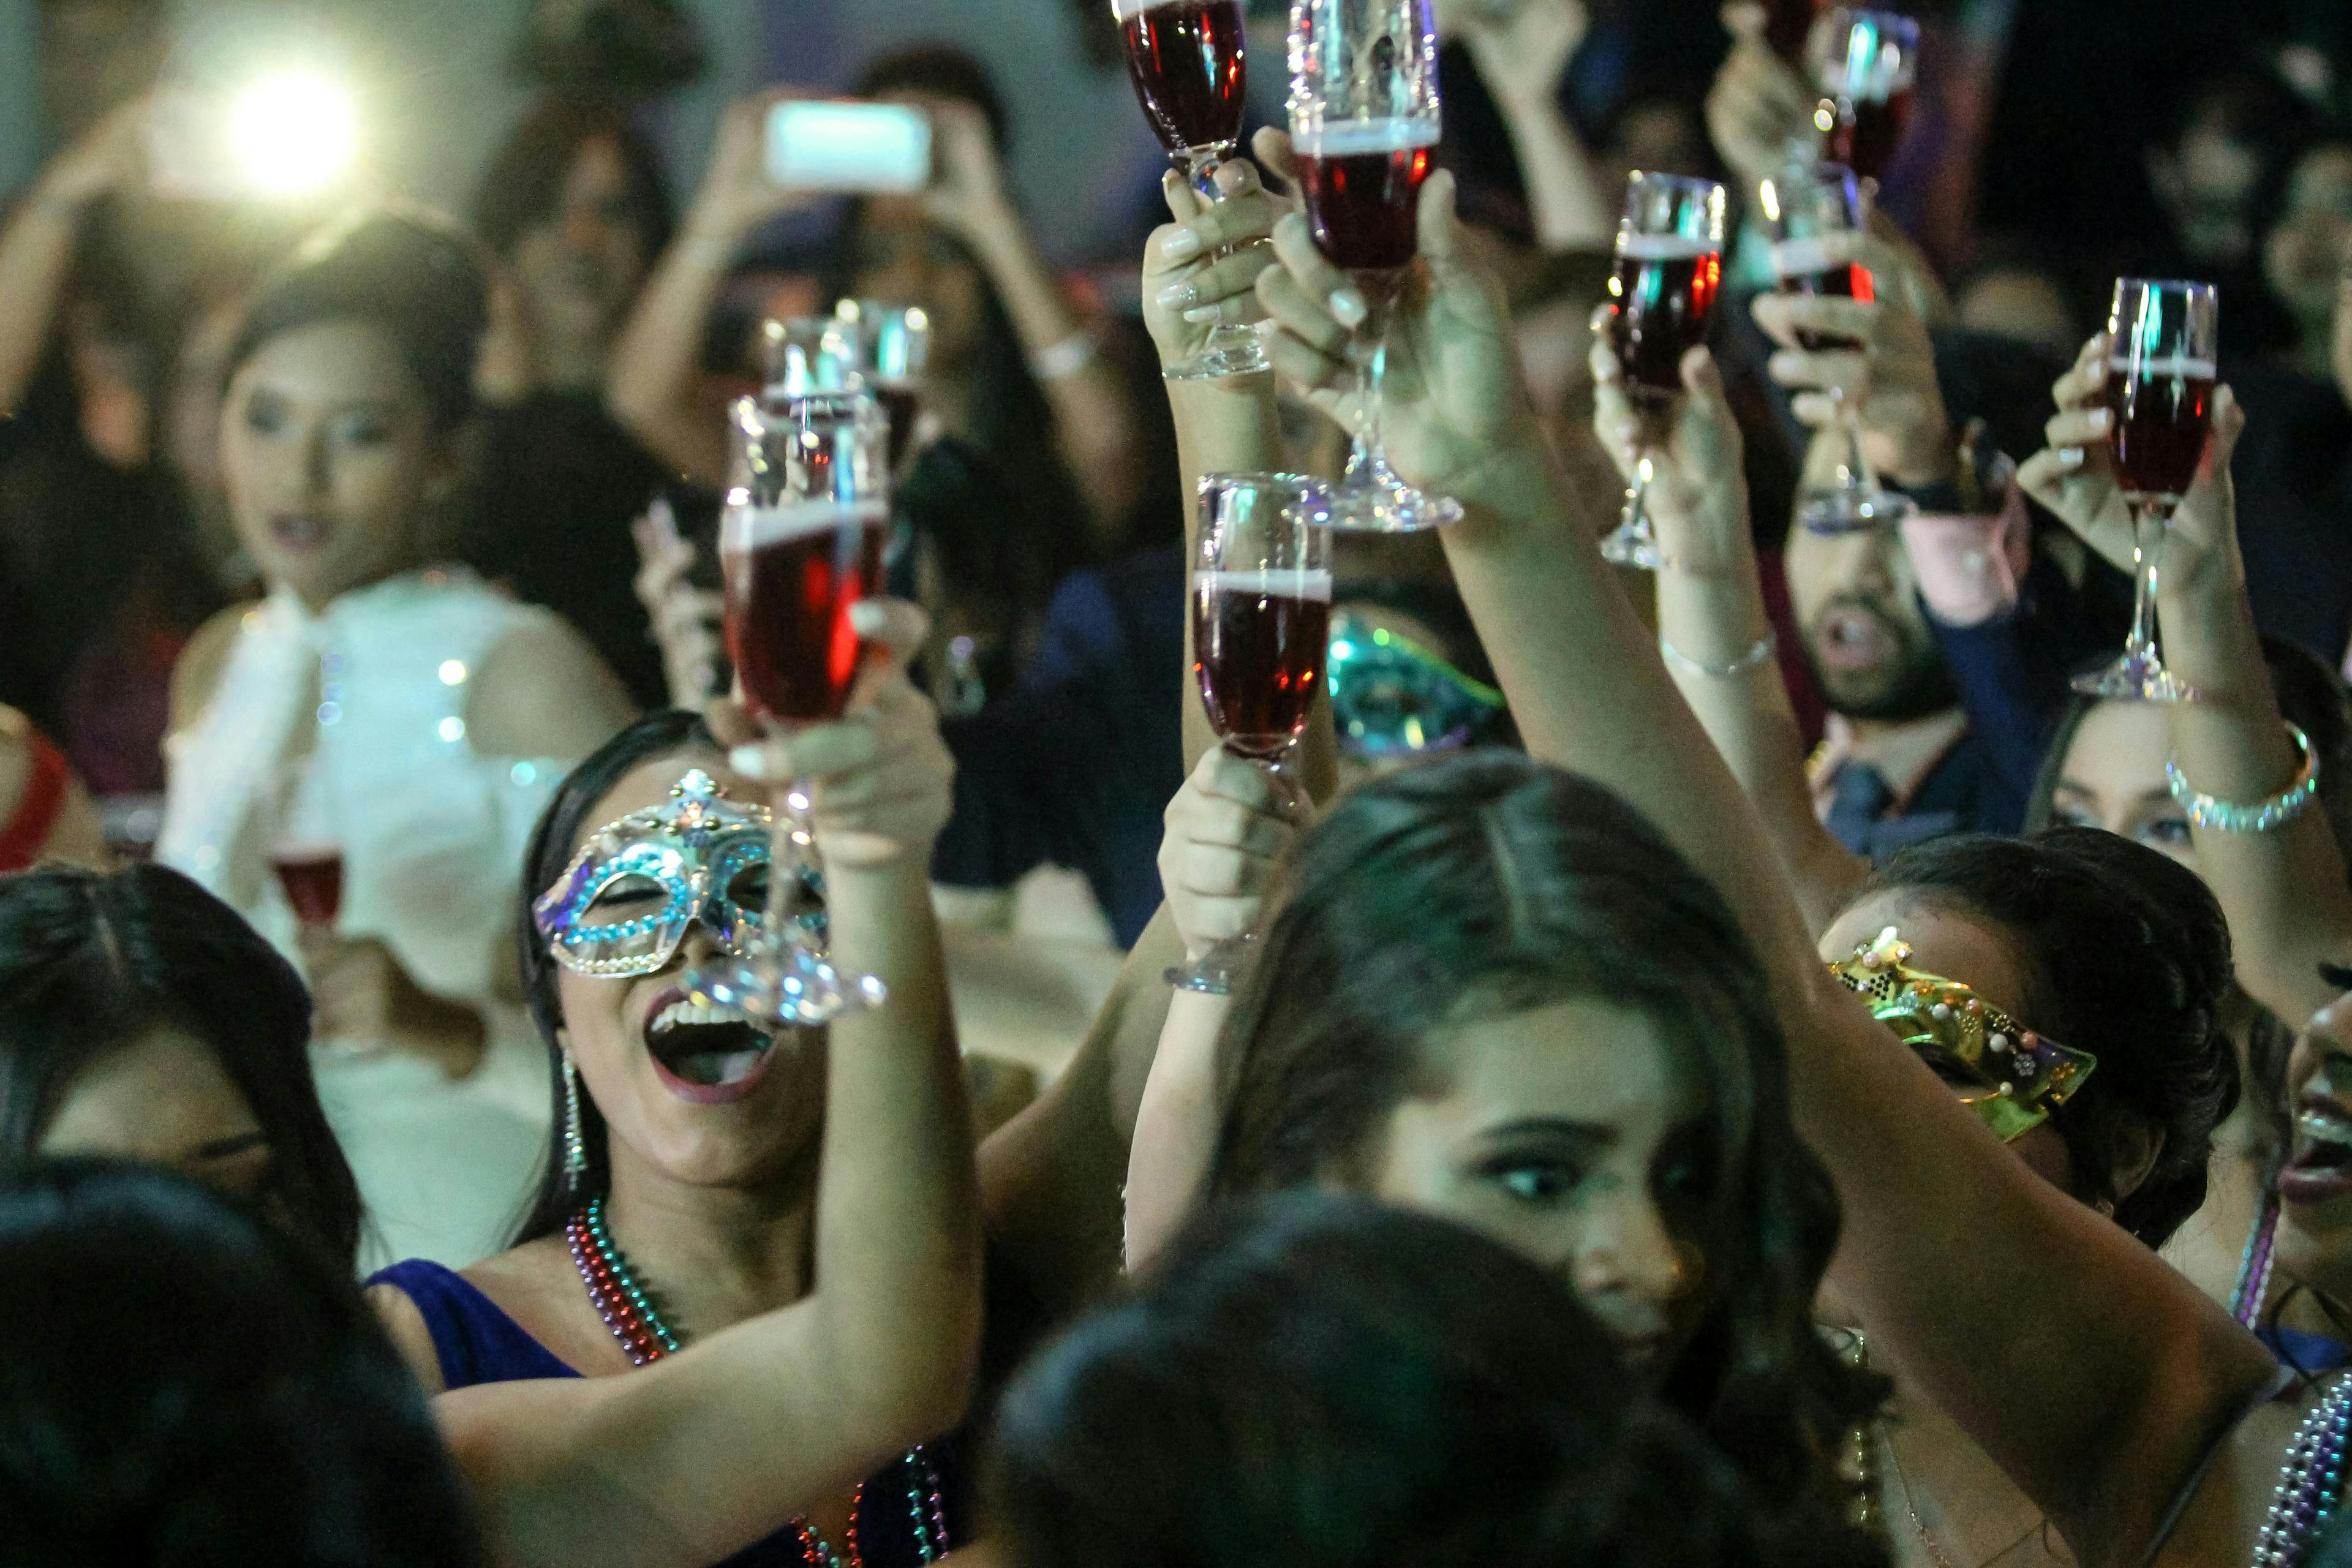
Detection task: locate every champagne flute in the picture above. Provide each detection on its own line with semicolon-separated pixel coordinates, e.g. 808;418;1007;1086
1116;0;1272;380
1809;8;1918;187
1599;172;1727;570
2072;278;2220;704
1288;0;1461;533
762;315;855;403
1175;472;1333;991
687;392;895;1023
1760;160;1912;534
830;299;932;473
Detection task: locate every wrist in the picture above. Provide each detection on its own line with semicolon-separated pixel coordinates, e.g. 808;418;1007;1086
1450;420;1558;515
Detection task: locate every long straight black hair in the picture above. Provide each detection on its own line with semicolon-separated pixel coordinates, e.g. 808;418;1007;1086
0;864;362;1271
1207;750;1884;1536
511;709;719;1243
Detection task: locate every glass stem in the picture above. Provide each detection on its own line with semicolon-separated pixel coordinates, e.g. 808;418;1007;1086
2125;505;2164;665
1351;278;1400;483
1833;384;1878;492
1619;458;1653;540
770;758;820;962
1179;145;1227;202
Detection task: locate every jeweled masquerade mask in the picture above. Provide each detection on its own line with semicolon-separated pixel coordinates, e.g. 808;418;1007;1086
1829;927;2097;1143
1327;609;1507;761
535;770;775;978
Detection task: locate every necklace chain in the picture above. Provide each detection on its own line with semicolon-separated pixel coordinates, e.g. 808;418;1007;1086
567;1197;948;1566
2254;1372;2352;1567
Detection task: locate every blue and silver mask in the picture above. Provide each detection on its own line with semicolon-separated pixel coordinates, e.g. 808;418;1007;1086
533;770;776;978
1327;609;1508;761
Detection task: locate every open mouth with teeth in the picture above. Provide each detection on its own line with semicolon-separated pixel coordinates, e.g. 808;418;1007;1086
643;991;779;1102
2282;1100;2352;1207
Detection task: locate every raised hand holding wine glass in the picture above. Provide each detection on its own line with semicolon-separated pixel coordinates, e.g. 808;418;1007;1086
1174;472;1332;991
1807;7;1918;187
692;393;897;1023
1597;171;1727;570
1287;0;1463;531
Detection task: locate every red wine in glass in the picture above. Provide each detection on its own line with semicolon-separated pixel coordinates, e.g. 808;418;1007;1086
1120;0;1247;155
1812;10;1919;184
1825;88;1913;184
721;501;891;725
2106;355;2216;505
1769;236;1872;350
1194;567;1334;758
1609;235;1725;407
1295;119;1440;274
875;385;921;472
1764;0;1823;61
271;843;344;929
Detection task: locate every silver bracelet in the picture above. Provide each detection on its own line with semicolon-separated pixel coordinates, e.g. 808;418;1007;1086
2165;722;2320;834
1030;330;1099;382
1660;632;1777;680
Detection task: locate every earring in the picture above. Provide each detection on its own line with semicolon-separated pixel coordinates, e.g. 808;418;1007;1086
562;1054;587;1189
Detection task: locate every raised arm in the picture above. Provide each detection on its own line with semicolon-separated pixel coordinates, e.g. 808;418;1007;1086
0;99;146;418
1259;171;2277;1567
432;603;981;1568
606;92;812;488
2021;345;2352;1026
1588;308;1865;932
1447;0;1615;251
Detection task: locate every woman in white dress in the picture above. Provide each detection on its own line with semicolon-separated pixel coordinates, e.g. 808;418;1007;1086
158;208;637;1269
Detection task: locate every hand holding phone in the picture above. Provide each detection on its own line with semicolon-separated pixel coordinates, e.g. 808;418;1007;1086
765;100;933;194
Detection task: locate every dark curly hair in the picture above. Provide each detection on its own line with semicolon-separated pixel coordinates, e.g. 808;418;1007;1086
1856;828;2239;1248
993;1191;1879;1568
1206;751;1885;1537
0;864;362;1271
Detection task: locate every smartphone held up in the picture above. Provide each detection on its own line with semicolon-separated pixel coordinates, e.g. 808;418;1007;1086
765;100;934;193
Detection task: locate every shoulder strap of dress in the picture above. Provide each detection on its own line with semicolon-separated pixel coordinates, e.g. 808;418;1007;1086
366;1258;581;1389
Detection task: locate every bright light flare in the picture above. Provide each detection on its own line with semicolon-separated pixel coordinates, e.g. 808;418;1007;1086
229;71;357;197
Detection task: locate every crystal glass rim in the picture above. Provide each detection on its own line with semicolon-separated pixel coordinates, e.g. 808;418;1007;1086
1820;6;1921;40
2110;278;2221;298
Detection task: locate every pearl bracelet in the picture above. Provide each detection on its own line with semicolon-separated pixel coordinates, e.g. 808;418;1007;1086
1660;632;1777;680
2166;722;2320;834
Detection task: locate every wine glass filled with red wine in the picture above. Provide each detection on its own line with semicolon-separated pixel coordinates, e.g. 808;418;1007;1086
1288;0;1460;533
2073;277;2220;703
266;754;342;936
1760;160;1912;534
1174;472;1333;992
1115;0;1270;380
1598;171;1727;571
688;391;895;1024
829;300;933;473
1808;9;1918;187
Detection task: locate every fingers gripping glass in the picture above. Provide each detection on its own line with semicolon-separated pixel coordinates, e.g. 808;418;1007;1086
1115;0;1272;380
1177;473;1333;992
2072;279;2219;705
1288;0;1462;532
689;393;895;1025
1601;172;1727;571
1760;161;1915;536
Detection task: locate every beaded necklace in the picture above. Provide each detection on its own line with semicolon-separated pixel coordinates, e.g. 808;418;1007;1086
566;1197;949;1566
2255;1373;2352;1567
2234;1194;2282;1330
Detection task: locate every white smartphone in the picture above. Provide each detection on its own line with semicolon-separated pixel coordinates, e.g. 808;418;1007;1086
765;100;933;194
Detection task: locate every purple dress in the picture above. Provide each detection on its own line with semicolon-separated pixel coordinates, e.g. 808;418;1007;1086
371;1259;962;1568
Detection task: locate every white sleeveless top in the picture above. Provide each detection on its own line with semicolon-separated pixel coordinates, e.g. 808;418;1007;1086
157;568;578;1270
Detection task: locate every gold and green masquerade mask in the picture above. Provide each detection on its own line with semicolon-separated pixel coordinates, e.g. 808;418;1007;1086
1829;927;2097;1143
533;770;775;978
1327;609;1507;761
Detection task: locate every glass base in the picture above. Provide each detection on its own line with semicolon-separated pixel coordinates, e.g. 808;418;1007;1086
1163;323;1272;382
1599;521;1664;571
1800;484;1918;535
683;948;887;1027
1327;456;1463;533
1166;935;1252;993
2070;650;2198;704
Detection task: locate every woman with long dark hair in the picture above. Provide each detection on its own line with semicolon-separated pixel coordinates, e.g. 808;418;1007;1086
997;1191;1874;1568
0;862;361;1268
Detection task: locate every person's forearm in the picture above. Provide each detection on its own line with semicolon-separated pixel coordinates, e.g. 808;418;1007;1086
606;220;743;488
1490;88;1615;252
1122;989;1229;1272
0;187;84;417
813;854;982;1428
2163;563;2352;1024
1658;546;1865;935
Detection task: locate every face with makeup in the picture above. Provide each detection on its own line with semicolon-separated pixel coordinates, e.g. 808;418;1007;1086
220;320;454;612
545;751;825;1190
2043;700;2196;870
37;1023;276;1206
1358;997;1713;1368
2276;995;2352;1297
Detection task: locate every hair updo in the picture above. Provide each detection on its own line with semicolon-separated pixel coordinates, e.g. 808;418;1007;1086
225;205;491;432
1858;827;2238;1247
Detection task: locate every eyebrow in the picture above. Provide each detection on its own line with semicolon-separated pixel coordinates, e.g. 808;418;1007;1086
192;1131;269;1161
1475;1117;1619;1147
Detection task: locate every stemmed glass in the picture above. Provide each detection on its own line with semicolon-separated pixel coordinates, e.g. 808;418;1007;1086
1115;0;1272;380
1174;472;1333;991
1287;0;1461;532
829;300;933;473
1808;9;1918;187
686;392;895;1023
1599;172;1727;570
2073;278;2220;703
268;755;343;935
763;316;853;403
1760;160;1912;534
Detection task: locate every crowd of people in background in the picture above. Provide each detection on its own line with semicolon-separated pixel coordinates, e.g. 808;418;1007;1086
11;0;2352;1563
